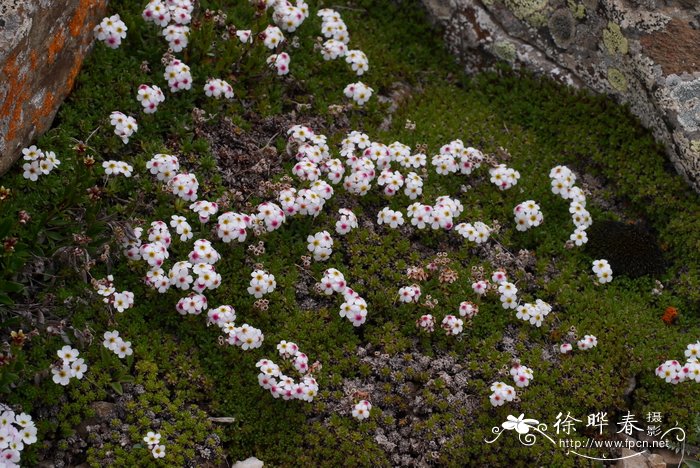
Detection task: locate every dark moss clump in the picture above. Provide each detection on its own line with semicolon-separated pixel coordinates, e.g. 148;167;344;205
586;220;666;278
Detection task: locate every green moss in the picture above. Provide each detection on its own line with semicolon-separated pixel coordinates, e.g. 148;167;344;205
603;22;629;55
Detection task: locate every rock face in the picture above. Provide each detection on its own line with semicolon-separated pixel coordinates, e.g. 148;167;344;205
421;0;700;192
0;0;108;175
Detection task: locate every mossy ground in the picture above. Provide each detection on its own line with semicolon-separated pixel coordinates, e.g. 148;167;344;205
1;0;700;466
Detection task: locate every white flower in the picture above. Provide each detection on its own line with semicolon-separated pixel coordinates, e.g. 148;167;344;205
103;330;120;351
51;365;72;386
152;444;166;459
57;345;79;363
351;400;372;420
70;358;88;380
144;431;161;447
685;342;700;359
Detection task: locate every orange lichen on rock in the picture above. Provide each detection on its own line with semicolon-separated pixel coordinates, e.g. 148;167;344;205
48;31;66;65
661;306;678;325
0;51;30;144
69;0;100;37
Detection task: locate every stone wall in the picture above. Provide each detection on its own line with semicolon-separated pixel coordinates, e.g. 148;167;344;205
0;0;107;175
421;0;700;192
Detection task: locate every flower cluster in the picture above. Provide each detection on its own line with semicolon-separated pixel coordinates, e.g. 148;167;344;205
344;81;373;106
188;239;220;265
216;212;253;243
255;202;286;232
592;259;613;284
227;323;265;350
206;304;263;350
416;314;435;332
261;25;285;49
319;8;349;44
175;293;208;315
102;160;134;177
51;346;88;385
256;342;319;401
351;400;372;420
267;52;291;75
576;334;598;351
248;269;276;298
143;431;166;459
335;208;358;235
431;140;483;176
345;49;369;75
321;39;347;60
377;207;404;228
271;0;309;33
170;172;199;201
655;343;700;384
515;299;552;327
207;305;236;327
169;215;193;242
404;172;424;199
510;363;534;387
550;166;592;245
143;0;193;27
458;301;478;319
513;200;543;232
454;220;490;244
94;14;128;48
103;330;134;358
95;276;135;312
109;111;138;144
0;407;38;466
498;281;518;310
163;59;192;92
204;78;234;99
162;23;190;51
21;145;60;181
307;231;333;261
489;164;520;190
377;169;404;196
137;84;165;113
146;153;180;182
489;381;516;407
398;285;421;303
319;269;368;326
441;315;464;335
189;200;218;223
143;0;193;50
407;196;463;231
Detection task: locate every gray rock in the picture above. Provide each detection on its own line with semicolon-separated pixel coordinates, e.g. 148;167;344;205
232;457;264;468
420;0;700;193
0;0;108;174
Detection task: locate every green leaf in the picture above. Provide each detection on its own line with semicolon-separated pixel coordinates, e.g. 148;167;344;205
0;281;23;294
109;382;124;395
0;293;13;306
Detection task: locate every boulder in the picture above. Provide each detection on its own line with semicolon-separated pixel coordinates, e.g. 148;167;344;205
0;0;108;174
420;0;700;193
